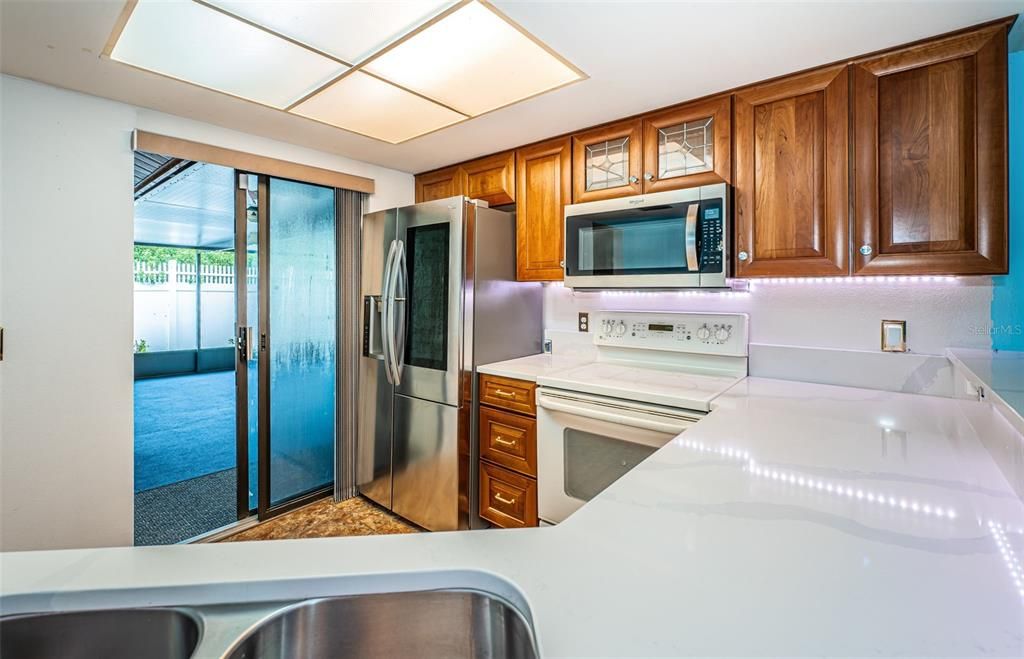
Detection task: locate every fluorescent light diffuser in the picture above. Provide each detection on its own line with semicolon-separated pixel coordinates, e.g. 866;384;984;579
111;0;347;108
290;72;466;143
365;1;583;116
208;0;455;64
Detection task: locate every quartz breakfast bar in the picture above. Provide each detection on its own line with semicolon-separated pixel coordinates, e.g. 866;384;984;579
2;377;1022;658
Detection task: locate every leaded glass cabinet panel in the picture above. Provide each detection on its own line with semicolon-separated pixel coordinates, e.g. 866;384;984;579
572;118;642;202
641;96;732;194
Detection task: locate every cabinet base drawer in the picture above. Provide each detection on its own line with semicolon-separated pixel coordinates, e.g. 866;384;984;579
479;374;536;416
479;461;538;528
479;405;537;477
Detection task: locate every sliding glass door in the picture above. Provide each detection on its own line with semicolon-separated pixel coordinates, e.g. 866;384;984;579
265;177;337;510
236;173;337;519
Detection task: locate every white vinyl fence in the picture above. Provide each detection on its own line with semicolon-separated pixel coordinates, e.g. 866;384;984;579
134;259;256;352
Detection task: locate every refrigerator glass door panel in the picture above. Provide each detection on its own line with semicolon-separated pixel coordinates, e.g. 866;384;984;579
393;199;464;405
392;394;460;531
357;208;396;507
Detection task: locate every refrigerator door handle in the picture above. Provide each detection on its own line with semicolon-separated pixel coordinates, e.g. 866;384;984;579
380;239;398;384
393;240;408;383
384;240;403;385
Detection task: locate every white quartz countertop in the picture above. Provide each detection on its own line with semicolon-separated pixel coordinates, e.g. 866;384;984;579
475;352;591;382
3;378;1023;657
948;347;1024;433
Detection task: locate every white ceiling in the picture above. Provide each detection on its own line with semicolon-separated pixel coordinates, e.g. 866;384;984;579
2;1;1021;175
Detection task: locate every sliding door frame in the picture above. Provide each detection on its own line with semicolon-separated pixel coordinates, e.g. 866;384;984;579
233;172;264;520
236;171;352;522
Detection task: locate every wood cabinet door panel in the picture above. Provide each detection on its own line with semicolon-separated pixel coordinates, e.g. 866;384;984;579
415;165;465;203
515;137;571;281
852;22;1008;275
734;65;850;277
642;95;732;192
463;151;515;206
572;119;643;202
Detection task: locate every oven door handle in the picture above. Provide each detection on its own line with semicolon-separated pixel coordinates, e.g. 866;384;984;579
537;393;699;434
685;203;699;272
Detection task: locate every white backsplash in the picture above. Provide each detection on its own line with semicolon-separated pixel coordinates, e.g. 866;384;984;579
543;279;995;396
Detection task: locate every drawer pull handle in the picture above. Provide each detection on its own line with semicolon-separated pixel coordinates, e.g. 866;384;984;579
494;493;517;506
492;389;516;399
494;435;517;447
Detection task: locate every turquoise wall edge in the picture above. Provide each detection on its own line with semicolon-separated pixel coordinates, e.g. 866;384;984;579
991;50;1023;351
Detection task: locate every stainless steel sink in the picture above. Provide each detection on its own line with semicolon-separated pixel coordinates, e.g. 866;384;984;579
0;587;538;659
0;607;200;659
224;590;538;659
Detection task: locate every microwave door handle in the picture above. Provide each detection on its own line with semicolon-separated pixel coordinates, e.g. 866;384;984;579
685;203;699;271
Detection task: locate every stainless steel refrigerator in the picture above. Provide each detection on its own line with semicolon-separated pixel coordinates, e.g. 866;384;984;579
358;197;543;531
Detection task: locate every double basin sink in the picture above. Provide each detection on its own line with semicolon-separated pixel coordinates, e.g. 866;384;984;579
0;589;538;658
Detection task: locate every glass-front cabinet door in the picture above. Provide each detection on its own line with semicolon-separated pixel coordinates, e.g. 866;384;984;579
572;118;643;203
641;95;732;193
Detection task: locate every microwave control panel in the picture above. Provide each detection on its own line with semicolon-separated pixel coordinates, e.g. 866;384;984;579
699;200;724;273
595;311;748;357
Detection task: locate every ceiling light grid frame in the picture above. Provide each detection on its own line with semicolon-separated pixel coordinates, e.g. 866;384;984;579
104;0;586;144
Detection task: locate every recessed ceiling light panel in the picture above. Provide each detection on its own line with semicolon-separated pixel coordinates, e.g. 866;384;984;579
111;0;348;108
290;72;467;144
207;0;456;64
365;0;584;116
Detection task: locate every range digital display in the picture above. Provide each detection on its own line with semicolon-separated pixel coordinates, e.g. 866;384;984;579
648;323;674;332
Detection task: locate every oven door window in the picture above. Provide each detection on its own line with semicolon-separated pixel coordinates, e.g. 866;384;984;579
563;428;659;502
565;201;714;277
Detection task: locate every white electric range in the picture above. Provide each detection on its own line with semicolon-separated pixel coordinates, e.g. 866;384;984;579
535;311;749;524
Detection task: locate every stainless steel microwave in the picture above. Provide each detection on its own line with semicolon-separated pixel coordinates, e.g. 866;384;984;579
563;184;729;289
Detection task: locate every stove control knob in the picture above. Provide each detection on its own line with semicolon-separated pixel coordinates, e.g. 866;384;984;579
714;325;731;342
696;324;711;341
615;321;626;336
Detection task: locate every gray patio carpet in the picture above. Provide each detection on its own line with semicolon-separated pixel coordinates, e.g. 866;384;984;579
134;468;237;545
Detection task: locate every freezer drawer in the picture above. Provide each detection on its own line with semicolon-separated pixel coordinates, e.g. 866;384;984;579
392;394;460;531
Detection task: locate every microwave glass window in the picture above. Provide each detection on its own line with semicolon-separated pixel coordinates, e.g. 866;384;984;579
658;116;713;179
563;428;659;502
575;214;688;274
403;223;449;371
585;136;630;192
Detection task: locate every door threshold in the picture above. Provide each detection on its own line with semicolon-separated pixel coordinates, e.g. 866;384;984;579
184;516;260;544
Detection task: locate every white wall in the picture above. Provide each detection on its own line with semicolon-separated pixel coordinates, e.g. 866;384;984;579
0;75;414;551
545;279;993;355
544;278;995;395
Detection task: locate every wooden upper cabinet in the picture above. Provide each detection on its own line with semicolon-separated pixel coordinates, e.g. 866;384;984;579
851;22;1009;275
415;165;465;203
572;119;643;202
641;95;732;192
516;137;571;281
733;64;850;277
463;151;516;206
